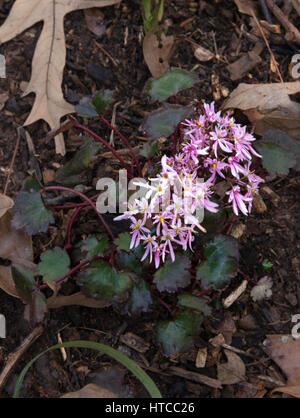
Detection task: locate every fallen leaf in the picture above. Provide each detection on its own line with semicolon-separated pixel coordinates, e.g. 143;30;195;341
222;81;300;140
226;44;263;81
120;332;150;354
0;0;121;155
84;8;106;37
273;385;300;398
143;30;175;78
0;92;9;111
61;383;119;398
0;194;14;219
233;0;258;16
46;291;111;309
194;46;214;62
263;335;300;385
0;211;33;298
217;350;246;385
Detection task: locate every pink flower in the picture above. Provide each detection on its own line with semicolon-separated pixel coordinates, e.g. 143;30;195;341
141;235;157;263
129;217;150;249
226;186;251;216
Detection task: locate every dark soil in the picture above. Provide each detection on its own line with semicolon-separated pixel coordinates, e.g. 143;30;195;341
0;0;299;398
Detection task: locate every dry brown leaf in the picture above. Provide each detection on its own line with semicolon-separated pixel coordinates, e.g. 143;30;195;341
194;46;214;62
223;81;300;140
195;347;207;368
46;291;111;309
143;30;175;78
233;0;258;16
217;350;246;385
120;332;150;353
223;280;247;308
84;8;106;37
61;383;119;398
0;194;14;219
263;335;300;385
0;0;121;155
0;211;33;298
273;385;300;398
0;92;9;111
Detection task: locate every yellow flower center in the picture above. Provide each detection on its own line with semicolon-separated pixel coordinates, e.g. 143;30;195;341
160;217;164;223
134;223;139;229
213;163;217;168
197;122;202;127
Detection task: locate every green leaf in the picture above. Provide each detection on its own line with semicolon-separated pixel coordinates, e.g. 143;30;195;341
116;246;150;275
75;90;113;118
256;141;296;176
139;140;159;159
262;258;273;272
75;97;99;118
38;247;70;282
142;104;193;139
263;129;300;169
178;293;212;316
114;232;131;251
13;340;162;398
145;69;198;102
23;177;41;192
196;235;239;289
155;310;202;356
12;191;54;235
55;138;100;186
12;264;47;324
81;236;108;258
79;261;133;302
11;264;36;303
127;280;153;314
154;255;191;293
92;90;114;113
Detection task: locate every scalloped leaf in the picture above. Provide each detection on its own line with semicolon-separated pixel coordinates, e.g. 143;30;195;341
178;293;212;316
38;247;70;282
196;235;239;289
154;255;191;293
139;140;159;159
155;310;202;356
79;261;133;302
126;280;153;315
116;246;150;275
55;138;100;186
76;90;113;118
142;104;193;139
12;191;54;235
80;236;108;258
145;68;198;102
114;232;131;251
255;141;296;176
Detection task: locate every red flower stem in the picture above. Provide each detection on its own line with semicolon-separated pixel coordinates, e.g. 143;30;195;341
38;258;91;290
226;214;237;235
43;186;114;240
155;295;172;313
72;121;131;174
238;269;257;284
196;288;213;297
99;114;142;177
64;206;86;250
48;194;99;211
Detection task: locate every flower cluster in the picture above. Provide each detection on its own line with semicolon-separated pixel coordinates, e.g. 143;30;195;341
114;102;264;267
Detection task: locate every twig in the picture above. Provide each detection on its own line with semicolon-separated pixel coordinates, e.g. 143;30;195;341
0;325;44;392
3;128;21;195
251;9;284;83
259;0;273;24
265;0;300;45
95;41;118;68
292;0;300;16
43;185;114;240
